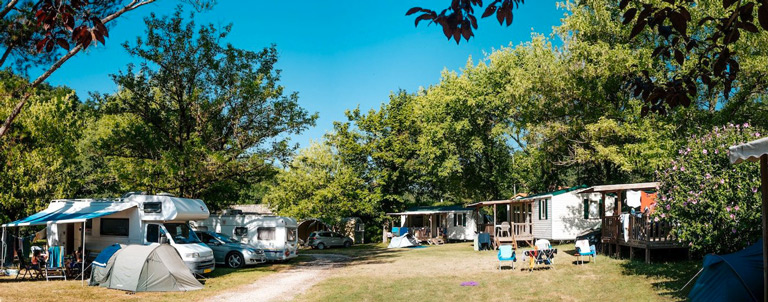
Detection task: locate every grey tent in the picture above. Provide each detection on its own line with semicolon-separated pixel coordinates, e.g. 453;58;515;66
94;244;203;292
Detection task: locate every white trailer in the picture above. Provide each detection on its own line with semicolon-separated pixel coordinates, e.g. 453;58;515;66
1;193;216;275
192;214;299;261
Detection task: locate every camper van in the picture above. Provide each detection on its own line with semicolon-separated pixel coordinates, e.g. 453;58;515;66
22;193;216;275
192;214;299;261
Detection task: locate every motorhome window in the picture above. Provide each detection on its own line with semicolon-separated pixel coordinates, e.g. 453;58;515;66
147;224;160;243
143;202;162;213
101;218;129;236
163;223;202;244
257;227;276;241
287;228;296;241
234;227;248;237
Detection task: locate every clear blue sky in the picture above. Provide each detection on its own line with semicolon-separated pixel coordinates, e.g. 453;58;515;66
45;0;565;149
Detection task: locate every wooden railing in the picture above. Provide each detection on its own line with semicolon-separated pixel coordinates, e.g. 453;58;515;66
603;214;677;245
478;223;533;238
602;216;620;243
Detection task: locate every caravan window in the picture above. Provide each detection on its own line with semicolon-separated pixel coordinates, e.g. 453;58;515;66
257;227;276;241
287;228;296;241
234;227;248;237
146;224;161;243
101;218;129;236
143;202;162;213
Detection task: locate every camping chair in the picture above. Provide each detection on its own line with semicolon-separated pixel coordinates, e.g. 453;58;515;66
15;249;42;280
574;239;596;265
497;245;516;270
45;246;67;281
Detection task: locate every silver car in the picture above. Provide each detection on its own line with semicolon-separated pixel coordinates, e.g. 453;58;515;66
307;231;353;249
195;231;267;268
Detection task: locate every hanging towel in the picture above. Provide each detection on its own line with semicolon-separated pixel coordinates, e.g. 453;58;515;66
620;213;630;242
626;190;642;208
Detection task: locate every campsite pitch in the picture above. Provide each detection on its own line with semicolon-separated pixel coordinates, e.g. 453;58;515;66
0;243;698;301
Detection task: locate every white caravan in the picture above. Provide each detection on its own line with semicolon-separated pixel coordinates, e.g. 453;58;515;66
192;214;298;261
2;193;216;275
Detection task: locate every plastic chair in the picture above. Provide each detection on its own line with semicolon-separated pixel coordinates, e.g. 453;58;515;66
15;249;42;280
498;222;511;238
497;245;516;270
575;239;596;265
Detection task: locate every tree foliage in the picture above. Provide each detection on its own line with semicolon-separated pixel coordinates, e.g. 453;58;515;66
407;0;524;43
81;7;316;209
655;124;764;255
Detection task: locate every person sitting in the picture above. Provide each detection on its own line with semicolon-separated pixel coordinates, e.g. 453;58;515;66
30;249;47;269
68;249;82;269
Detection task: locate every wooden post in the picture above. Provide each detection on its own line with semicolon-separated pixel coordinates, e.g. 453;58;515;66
645;247;650;264
493;204;497;234
629;246;634;260
761;155;768;302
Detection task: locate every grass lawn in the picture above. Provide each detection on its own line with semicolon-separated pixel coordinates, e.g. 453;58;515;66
0;255;312;302
297;242;700;302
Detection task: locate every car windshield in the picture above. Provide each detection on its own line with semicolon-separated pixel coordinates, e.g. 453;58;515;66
163;223;202;244
213;232;239;243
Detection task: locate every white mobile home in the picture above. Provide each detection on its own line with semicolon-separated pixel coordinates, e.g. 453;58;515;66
1;193;216;275
519;185;614;241
387;206;477;241
191;214;299;261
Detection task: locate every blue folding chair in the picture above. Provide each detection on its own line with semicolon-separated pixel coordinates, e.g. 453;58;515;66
497;245;516;270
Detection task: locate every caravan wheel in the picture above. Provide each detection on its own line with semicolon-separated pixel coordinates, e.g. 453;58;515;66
226;252;245;269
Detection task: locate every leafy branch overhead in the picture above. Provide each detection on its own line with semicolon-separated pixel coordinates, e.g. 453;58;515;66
33;0;111;53
407;0;524;44
620;0;768;114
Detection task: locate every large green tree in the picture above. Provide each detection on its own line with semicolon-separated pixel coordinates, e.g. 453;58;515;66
82;8;316;209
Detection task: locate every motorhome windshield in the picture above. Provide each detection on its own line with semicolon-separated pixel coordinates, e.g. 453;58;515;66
213;232;238;243
164;223;202;244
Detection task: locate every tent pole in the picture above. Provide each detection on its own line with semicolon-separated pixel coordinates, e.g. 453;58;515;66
82;220;86;286
761;155;768;302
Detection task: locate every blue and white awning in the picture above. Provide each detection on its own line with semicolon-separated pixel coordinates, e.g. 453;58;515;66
2;201;135;227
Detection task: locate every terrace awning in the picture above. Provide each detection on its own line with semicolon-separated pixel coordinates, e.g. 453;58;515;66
2;201;135;227
730;137;768;164
580;182;659;193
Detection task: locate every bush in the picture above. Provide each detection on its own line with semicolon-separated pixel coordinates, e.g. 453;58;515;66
656;123;764;255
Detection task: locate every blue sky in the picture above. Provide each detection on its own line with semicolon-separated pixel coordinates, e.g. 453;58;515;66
45;0;565;149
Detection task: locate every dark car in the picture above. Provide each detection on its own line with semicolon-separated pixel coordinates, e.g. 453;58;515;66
307;231;353;249
195;231;267;268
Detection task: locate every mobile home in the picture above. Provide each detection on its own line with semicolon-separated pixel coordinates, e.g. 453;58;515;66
518;185;613;241
1;193;216;275
387;206;477;241
192;214;299;261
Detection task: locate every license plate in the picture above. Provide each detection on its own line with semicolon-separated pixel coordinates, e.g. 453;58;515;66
203;268;212;274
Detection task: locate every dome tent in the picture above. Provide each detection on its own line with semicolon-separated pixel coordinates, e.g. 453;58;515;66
92;244;203;292
688;240;764;302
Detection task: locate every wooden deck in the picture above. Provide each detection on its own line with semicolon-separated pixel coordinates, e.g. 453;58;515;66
601;215;687;263
479;223;534;249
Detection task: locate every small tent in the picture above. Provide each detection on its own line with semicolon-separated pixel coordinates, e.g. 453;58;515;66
90;243;123;286
688;240;764;302
92;244;203;292
387;233;420;248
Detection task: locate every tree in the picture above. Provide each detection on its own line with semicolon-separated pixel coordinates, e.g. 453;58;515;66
0;0;165;139
407;0;524;44
81;8;316;209
0;71;86;222
655;124;764;255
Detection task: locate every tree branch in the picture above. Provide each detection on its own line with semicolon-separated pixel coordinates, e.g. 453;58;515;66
0;0;157;138
0;45;12;68
0;0;19;19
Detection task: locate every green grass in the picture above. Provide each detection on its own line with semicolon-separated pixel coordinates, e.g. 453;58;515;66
0;256;312;302
297;243;700;302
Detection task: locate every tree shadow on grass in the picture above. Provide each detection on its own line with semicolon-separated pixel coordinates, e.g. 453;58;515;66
621;259;700;301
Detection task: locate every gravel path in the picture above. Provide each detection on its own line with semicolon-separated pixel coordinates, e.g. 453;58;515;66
208;254;350;302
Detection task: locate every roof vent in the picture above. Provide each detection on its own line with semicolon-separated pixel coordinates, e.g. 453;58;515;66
157;192;175;197
121;191;147;198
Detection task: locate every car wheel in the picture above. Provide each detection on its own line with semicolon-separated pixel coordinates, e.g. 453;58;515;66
226;252;245;269
344;241;352;248
317;242;326;250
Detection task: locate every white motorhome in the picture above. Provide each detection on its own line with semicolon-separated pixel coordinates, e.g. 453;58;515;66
192;214;299;261
1;193;216;275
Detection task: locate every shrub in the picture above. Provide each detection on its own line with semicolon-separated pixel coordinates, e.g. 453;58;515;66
656;123;764;255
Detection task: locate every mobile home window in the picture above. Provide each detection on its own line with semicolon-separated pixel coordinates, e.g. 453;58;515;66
454;213;467;227
234;227;248;237
101;218;129;236
257;227;276;241
143;202;162;213
583;199;590;219
538;199;549;220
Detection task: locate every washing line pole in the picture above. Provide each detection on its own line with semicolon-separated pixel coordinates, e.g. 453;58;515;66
82;220;86;286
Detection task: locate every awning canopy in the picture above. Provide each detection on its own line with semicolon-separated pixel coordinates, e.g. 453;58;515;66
387;205;473;216
730;137;768;164
2;201;136;227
